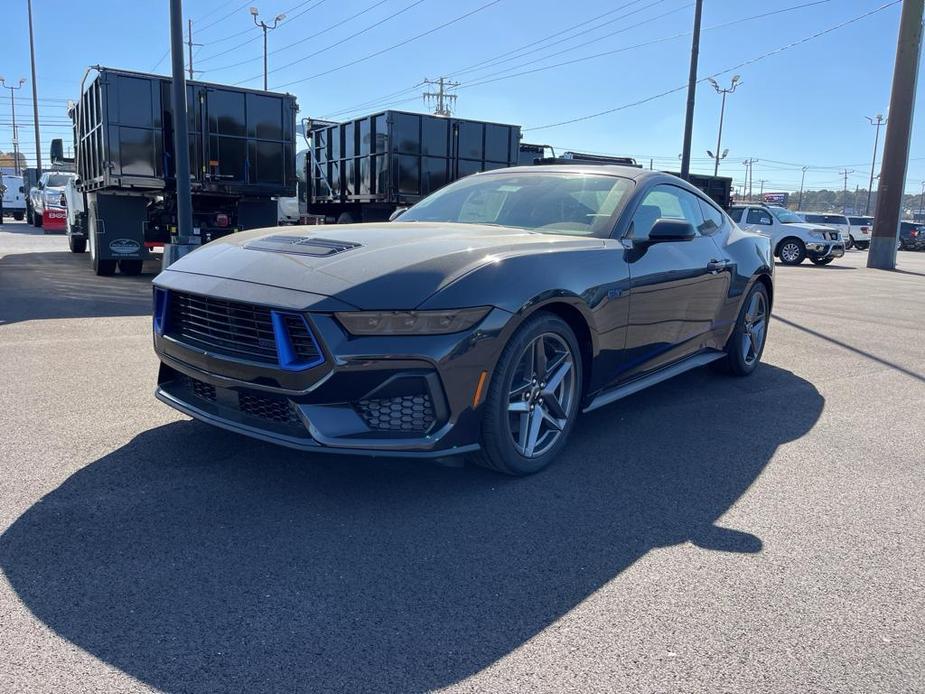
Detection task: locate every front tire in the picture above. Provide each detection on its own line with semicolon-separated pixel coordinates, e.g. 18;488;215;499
777;238;806;266
721;283;769;377
472;313;582;476
810;257;833;266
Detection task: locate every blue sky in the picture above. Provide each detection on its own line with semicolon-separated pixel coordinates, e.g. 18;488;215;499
2;0;923;194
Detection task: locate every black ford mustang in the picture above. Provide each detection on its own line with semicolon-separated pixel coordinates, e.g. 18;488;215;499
153;166;773;475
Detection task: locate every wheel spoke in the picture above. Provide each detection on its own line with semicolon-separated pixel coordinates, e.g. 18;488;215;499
517;411;530;453
540;406;565;432
509;401;529;413
533;337;547;380
523;408;543;457
542;360;572;396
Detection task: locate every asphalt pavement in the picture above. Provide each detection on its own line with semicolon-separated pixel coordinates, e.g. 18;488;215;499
0;219;922;693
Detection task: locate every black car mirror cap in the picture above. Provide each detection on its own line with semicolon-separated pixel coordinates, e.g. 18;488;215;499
648;219;697;242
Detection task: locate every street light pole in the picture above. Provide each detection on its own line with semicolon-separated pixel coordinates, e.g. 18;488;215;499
865;114;886;215
707;75;741;177
250;7;285;91
0;78;26;174
798;166;808;209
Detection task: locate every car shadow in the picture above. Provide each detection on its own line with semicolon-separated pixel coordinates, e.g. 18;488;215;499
0;364;823;692
0;251;158;325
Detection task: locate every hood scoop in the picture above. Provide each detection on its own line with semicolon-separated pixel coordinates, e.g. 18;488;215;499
244;234;362;257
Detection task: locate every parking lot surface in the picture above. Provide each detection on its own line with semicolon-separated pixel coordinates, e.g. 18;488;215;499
0;219;923;693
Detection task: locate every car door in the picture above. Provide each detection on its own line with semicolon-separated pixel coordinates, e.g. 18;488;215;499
618;184;731;382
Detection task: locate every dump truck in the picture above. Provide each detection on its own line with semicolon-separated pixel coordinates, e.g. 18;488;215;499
303;110;522;223
66;66;298;275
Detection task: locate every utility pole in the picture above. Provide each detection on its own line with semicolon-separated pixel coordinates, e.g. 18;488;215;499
422;77;459;117
865;113;886;214
798;166;808;209
27;0;41;175
919;180;925;219
0;78;26;174
759;179;767;199
186;20;203;80
839;169;854;213
742;159;753;201
679;0;703;181
870;0;923;270
706;75;741;177
250;7;286;91
163;0;194;268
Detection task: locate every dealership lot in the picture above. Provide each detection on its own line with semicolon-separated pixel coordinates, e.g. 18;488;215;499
0;220;923;693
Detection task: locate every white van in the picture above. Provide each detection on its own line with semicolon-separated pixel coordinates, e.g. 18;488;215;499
1;174;27;221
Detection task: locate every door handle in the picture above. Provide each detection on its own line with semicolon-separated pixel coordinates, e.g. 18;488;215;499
707;259;728;273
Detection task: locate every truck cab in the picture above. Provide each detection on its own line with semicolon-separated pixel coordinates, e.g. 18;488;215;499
728;204;845;266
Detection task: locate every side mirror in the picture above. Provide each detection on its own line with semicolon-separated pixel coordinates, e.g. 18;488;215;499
648;218;696;242
388;207;408;222
50;138;65;163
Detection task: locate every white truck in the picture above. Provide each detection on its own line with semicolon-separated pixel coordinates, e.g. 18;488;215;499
1;174;27;221
728;204;845;266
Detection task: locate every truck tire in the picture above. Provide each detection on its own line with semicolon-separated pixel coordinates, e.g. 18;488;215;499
118;259;143;275
810;257;833;266
26;206;33;225
68;235;87;254
336;212;356;224
13;212;24;221
33;212;42;228
777;238;806;266
93;254;116;276
843;235;854;250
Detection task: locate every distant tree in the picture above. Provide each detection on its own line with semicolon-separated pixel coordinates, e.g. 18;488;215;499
0;151;27;171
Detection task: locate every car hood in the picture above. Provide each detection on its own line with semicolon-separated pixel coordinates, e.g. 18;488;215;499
161;222;605;309
781;222;832;234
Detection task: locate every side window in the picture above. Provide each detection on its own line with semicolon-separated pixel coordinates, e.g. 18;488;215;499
631;184;703;239
698;198;725;234
746;208;773;225
727;207;744;223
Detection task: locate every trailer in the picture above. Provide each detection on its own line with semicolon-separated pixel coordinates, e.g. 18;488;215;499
68;66;298;275
304;110;522;223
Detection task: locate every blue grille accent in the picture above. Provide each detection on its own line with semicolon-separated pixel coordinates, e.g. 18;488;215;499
271;311;325;371
153;287;169;336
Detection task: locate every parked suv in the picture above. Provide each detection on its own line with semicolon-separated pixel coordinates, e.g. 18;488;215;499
728;204;845;265
899;221;925;251
847;215;873;250
798;212;853;249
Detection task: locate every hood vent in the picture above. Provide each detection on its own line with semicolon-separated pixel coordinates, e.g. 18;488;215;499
245;234;362;257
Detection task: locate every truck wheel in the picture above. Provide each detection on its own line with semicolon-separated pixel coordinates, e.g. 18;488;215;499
13;212;24;221
26;207;33;225
33;213;42;228
68;236;87;254
843;235;854;250
93;254;116;276
336;212;356;224
856;241;869;250
118;259;143;275
777;238;806;265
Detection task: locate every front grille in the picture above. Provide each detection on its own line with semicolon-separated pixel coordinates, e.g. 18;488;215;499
239;391;299;425
189;376;216;401
355;394;435;433
170;292;277;364
166;291;324;368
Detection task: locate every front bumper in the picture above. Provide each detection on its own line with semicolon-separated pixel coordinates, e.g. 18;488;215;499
805;241;845;259
153;291;514;458
42;207;67;230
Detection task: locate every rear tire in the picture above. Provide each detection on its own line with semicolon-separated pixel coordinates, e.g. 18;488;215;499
68;235;87;253
33;213;42;228
843;235;854;250
721;282;769;377
777;238;806;266
13;212;24;221
118;258;143;275
93;252;116;276
856;241;869;250
471;313;582;476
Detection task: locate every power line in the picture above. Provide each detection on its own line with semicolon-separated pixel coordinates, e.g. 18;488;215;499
203;0;387;72
524;0;900;131
271;0;503;89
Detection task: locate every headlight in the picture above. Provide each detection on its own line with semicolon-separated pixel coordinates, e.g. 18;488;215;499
335;307;491;335
808;230;825;239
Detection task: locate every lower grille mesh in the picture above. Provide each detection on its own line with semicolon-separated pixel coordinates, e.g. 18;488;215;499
238;391;299;425
355;394;435;433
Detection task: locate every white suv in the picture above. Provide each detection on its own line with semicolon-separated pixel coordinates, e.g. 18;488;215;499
728;204;845;265
846;216;873;250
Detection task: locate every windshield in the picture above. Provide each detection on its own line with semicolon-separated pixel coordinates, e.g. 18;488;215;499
769;207;804;224
45;174;74;187
399;172;634;237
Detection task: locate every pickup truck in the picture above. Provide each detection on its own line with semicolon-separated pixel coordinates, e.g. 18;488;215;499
28;171;76;231
728;204;845;265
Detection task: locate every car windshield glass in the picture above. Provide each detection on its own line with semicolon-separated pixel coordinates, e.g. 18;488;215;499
399;172;634;237
46;174;73;187
770;207;803;224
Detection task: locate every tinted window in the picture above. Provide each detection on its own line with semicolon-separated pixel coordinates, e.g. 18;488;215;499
631;185;704;239
746;208;773;225
208;90;246;137
727;207;744;223
803;213;824;223
821;215;847;225
401;172;633;237
849;216;872;225
698;198;725;234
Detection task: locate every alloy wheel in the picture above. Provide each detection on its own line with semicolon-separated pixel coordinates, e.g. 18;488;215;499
741;291;768;366
780;243;800;263
507;332;577;458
